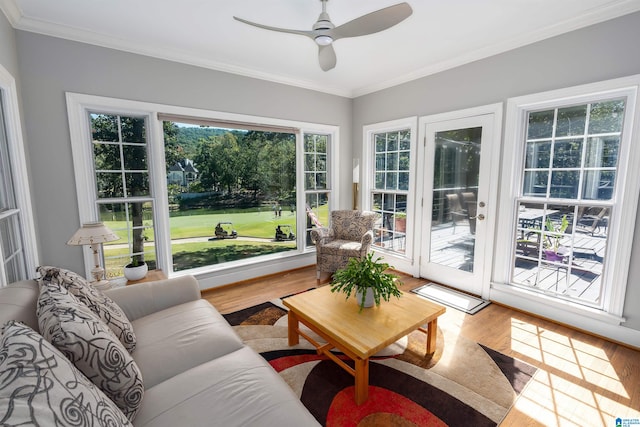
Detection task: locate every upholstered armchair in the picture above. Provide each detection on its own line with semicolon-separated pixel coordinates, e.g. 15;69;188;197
310;210;378;282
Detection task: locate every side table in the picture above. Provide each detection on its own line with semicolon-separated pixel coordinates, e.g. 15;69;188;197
126;269;167;285
108;269;167;289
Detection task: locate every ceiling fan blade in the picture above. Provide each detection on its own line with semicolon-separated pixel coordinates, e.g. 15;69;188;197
318;44;337;71
331;2;412;40
234;16;314;39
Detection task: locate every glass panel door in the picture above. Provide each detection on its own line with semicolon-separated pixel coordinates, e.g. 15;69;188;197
420;112;498;296
429;127;481;272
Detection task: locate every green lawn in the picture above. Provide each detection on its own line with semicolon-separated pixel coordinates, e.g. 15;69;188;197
103;207;302;241
102;205;328;275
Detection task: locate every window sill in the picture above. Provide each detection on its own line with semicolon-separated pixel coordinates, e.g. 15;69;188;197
490;281;625;325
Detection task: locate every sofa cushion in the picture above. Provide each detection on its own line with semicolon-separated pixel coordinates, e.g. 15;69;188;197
0;320;133;426
133;346;320;427
37;265;137;353
0;280;39;332
36;283;144;421
131;299;244;389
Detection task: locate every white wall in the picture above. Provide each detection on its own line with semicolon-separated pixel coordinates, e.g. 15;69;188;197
352;11;640;335
14;31;353;280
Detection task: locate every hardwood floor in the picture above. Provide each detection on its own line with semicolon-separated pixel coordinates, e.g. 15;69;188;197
202;266;640;427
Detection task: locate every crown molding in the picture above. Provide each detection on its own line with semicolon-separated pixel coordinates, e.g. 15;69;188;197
3;0;640;99
0;0;22;26
352;0;640;97
2;2;352;98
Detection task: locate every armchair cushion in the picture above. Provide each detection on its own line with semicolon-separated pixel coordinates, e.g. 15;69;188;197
331;210;378;241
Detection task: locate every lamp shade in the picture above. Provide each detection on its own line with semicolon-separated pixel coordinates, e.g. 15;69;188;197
67;222;120;246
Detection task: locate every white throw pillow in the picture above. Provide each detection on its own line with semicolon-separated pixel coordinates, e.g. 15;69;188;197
0;320;133;426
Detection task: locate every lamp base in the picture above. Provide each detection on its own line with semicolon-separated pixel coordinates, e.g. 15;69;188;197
90;280;111;291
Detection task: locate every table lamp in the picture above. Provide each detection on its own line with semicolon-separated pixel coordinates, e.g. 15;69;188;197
67;222;120;290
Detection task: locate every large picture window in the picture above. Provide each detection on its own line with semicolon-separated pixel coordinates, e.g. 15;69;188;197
67;94;336;282
161;120;298;271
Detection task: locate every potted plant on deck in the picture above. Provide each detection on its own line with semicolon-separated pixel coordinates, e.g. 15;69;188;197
124;255;148;281
330;252;403;311
544;215;569;262
394;212;407;233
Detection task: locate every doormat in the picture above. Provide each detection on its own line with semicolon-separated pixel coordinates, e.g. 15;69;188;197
412;283;490;314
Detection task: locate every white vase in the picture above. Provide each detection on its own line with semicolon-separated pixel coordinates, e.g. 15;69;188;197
356;287;375;308
124;263;148;281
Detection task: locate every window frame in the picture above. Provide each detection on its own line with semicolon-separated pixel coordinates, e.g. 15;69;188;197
302;131;333;246
494;75;640;322
362;117;417;274
0;65;38;285
66;93;338;285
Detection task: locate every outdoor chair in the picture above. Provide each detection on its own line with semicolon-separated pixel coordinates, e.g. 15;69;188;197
446;193;467;232
576;207;608;236
310;210;377;283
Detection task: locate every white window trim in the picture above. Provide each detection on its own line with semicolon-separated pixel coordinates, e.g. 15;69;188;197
362;117;417;275
66;92;338;288
0;64;39;283
494;75;640;326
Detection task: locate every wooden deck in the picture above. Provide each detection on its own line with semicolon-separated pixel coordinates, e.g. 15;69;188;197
429;219;607;305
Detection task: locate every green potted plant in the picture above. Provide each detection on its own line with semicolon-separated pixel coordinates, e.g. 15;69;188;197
394;212;407;232
124;255;148;281
330;252;403;311
544;215;569;261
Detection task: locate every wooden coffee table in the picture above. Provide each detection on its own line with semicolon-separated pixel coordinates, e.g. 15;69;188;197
283;286;446;405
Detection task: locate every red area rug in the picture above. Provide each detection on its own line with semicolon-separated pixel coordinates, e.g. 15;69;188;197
224;301;536;427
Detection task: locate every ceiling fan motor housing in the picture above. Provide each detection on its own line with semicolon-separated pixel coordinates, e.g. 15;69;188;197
313;12;334;45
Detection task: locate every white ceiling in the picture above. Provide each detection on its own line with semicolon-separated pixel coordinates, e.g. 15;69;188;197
2;0;640;98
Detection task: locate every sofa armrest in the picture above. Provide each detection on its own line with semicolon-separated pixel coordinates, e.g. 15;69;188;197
104;275;201;321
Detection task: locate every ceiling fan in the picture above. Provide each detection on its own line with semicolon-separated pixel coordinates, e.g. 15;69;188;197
234;1;413;71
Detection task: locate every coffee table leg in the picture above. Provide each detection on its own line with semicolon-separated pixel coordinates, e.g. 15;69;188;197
288;310;299;346
426;318;438;355
354;358;369;405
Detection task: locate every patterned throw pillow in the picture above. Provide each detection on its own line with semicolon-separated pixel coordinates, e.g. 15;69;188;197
37;265;137;353
36;283;144;421
0;320;133;426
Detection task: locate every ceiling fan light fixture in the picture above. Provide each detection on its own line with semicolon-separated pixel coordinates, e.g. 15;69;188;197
315;34;333;46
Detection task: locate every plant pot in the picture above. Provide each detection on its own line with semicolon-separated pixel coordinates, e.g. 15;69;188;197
356;287;375;308
394;217;406;233
124;262;148;281
544;250;564;262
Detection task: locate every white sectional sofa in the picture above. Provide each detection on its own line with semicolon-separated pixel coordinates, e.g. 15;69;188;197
0;274;320;426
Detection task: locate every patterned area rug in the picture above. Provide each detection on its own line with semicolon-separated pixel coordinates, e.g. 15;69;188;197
224;300;537;427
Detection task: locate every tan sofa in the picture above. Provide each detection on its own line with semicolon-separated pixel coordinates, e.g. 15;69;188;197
0;276;319;426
